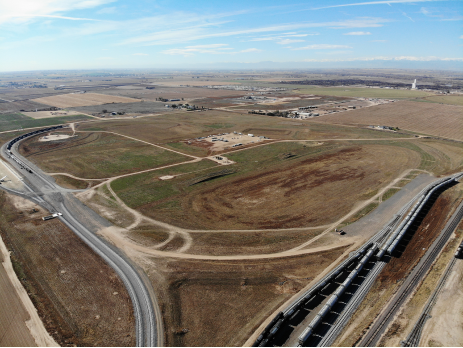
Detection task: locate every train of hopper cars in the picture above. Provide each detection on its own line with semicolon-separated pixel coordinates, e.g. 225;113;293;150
5;126;64;173
252;171;462;347
252;242;375;347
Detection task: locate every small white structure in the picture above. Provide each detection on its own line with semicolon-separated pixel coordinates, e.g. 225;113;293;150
412;79;417;89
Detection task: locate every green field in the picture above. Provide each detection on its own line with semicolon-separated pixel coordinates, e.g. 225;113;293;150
0;113;93;132
20;132;190;179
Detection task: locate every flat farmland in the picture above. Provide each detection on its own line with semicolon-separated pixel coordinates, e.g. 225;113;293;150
19;132;189;179
69;100;176;115
0;192;135;346
77;110;404;157
284;85;433;99
0;113;92;132
0;100;52;113
421;95;463;106
94;86;247;100
32;92;141;108
112;142;420;230
314;100;463;141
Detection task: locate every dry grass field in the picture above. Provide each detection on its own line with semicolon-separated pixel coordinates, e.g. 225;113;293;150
421;95;463;106
19;131;189;179
94;86;246;101
186;229;325;256
77;110;404;157
32;92;141;108
314;100;463;141
144;246;350;346
113;142;420;230
0;192;135;346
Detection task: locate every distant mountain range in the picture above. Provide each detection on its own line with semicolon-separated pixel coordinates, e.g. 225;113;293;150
177;59;463;71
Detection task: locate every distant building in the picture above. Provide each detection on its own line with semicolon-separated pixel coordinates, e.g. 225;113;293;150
412;79;417;89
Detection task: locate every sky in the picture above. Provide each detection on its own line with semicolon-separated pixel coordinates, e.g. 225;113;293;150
0;0;462;71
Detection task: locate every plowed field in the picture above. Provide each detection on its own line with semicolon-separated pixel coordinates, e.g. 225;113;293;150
32;93;141;108
314;100;463;141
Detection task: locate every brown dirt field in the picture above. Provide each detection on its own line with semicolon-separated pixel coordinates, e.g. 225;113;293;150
0;243;39;347
32;93;141;108
143;245;349;347
141;144;420;230
314;100;463;141
0;192;135;346
97;86;247;100
334;183;463;347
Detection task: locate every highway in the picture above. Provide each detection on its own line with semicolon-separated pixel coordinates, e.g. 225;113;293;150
0;128;160;347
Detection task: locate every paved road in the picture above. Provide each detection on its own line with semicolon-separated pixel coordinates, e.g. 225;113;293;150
0;136;160;347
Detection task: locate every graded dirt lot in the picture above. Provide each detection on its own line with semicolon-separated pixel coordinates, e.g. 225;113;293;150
32;92;141;108
0;192;135;346
19;131;189;179
420;254;463;346
113;143;420;230
314;100;463;141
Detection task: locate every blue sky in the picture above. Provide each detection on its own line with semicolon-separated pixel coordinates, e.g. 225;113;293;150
0;0;462;71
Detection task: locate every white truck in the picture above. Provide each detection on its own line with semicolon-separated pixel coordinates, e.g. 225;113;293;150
42;212;63;221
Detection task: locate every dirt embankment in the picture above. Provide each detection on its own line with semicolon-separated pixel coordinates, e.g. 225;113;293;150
335;184;463;347
0;192;135;346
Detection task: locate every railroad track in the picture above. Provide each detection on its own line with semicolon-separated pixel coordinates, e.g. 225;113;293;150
402;256;458;347
358;201;463;347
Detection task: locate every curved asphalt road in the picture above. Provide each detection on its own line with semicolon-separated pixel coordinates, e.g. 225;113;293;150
0;136;159;347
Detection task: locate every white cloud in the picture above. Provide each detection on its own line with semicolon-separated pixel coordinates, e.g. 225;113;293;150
120;17;389;46
371;39;387;42
460;35;463;39
277;39;305;44
312;0;448;10
293;44;352;50
186;44;228;48
241;48;262;52
0;0;115;24
133;53;148;56
162;44;234;56
303;56;463;62
344;31;371;35
96;6;117;14
162;44;262;56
